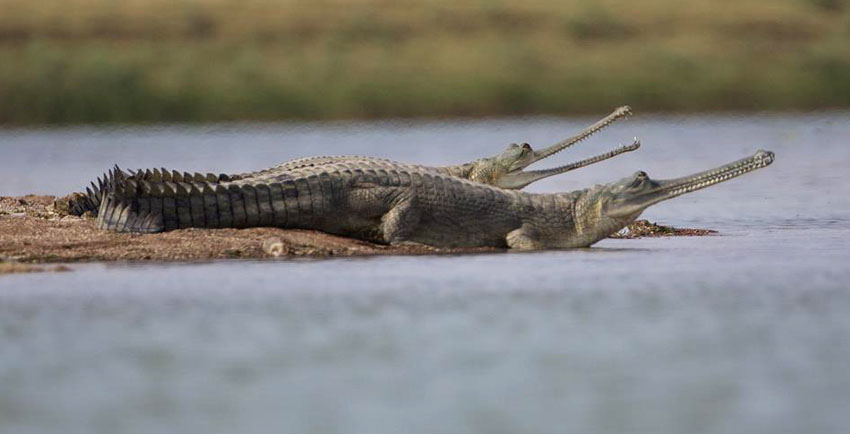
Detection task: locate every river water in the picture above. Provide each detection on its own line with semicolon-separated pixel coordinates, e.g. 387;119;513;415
1;112;849;433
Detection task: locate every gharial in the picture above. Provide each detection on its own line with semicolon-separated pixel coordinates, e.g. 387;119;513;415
231;105;637;189
67;106;637;216
83;148;774;250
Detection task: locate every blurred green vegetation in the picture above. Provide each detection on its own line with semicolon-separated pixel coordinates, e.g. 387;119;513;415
0;0;848;124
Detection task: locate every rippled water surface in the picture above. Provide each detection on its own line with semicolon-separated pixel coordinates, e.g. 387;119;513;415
1;113;849;433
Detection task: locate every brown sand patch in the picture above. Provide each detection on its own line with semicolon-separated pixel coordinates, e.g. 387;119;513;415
0;262;71;275
611;219;717;238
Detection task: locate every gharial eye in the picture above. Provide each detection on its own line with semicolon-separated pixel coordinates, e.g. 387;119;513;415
521;143;532;150
629;171;648;188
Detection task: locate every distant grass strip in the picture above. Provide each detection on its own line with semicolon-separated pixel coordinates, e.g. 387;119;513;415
0;0;848;124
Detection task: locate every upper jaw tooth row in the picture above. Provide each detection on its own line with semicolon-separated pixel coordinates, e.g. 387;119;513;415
667;161;764;196
574;108;633;143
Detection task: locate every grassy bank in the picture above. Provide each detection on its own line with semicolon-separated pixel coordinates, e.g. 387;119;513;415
1;0;849;124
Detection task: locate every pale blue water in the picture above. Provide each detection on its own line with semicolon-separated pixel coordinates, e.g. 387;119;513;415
1;113;849;434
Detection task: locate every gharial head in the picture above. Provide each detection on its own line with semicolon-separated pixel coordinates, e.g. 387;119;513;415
467;105;636;189
577;150;775;233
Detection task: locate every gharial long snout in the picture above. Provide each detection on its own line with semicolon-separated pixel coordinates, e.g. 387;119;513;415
498;138;641;189
657;149;774;197
609;150;775;217
528;105;633;164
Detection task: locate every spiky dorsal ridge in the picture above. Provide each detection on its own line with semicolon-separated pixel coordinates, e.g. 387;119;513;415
68;165;232;217
96;169;246;233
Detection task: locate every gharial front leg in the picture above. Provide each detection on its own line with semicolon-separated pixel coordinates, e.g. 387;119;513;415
506;225;545;250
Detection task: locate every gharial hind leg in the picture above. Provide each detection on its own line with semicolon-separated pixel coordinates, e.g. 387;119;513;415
379;199;422;245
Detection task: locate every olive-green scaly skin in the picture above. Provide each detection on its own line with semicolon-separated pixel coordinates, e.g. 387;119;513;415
92;150;774;250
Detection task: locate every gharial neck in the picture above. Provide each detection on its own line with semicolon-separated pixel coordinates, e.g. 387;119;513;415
519;188;639;248
435;162;475;179
571;188;641;247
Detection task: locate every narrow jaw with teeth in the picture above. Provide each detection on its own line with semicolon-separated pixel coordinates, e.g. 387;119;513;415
606;150;776;218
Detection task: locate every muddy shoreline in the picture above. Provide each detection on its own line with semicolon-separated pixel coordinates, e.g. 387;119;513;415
1;195;714;271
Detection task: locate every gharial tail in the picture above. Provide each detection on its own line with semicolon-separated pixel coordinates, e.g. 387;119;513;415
67;167;236;218
94;166;286;233
66;176;107;216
